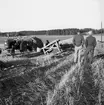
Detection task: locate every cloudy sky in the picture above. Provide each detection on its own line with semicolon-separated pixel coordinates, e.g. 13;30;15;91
0;0;103;32
100;0;104;26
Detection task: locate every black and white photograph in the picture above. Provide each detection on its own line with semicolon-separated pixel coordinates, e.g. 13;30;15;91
0;0;104;105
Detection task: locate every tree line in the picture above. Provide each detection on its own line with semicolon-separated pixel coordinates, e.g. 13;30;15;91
0;28;104;37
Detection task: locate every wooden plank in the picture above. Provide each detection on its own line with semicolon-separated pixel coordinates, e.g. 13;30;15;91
42;39;60;49
56;41;61;52
41;39;61;54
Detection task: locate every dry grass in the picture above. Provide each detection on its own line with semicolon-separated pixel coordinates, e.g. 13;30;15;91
1;48;104;105
0;50;73;105
46;56;104;105
92;59;104;104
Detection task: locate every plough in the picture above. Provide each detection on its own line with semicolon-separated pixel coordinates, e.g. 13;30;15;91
41;39;61;55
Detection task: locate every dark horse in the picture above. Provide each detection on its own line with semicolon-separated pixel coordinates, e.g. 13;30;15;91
5;37;44;56
31;36;44;51
4;38;22;57
4;38;16;53
19;37;44;52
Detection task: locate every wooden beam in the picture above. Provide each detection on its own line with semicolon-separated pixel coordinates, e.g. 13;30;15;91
41;39;60;54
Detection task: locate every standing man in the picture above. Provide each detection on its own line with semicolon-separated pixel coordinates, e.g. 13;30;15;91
84;31;96;64
0;48;2;54
73;32;84;64
45;40;50;46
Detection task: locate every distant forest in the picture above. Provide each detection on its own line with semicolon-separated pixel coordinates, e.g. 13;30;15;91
0;28;104;37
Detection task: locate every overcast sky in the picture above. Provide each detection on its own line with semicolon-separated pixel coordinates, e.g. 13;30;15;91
100;0;104;27
0;0;103;32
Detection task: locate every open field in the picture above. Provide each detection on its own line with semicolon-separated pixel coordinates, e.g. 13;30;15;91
0;34;104;105
0;49;104;105
0;35;73;49
0;34;104;47
0;35;73;44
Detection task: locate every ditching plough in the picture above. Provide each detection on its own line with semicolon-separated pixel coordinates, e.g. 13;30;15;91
41;39;61;55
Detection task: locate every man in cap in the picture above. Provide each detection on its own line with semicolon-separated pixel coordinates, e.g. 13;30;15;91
84;30;97;64
73;32;84;64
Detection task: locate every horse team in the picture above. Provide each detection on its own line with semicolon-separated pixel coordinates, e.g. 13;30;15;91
4;36;44;57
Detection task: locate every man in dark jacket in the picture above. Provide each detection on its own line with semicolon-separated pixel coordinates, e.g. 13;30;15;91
73;32;84;64
84;31;97;63
45;40;50;46
0;48;2;54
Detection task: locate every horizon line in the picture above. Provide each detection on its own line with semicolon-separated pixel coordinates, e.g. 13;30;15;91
1;27;103;33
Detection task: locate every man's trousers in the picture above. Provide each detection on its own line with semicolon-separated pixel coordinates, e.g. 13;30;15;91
74;46;82;64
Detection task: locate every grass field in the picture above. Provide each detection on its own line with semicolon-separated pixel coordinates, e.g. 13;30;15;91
0;35;73;44
0;49;104;105
0;35;73;49
0;34;104;45
0;34;104;105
